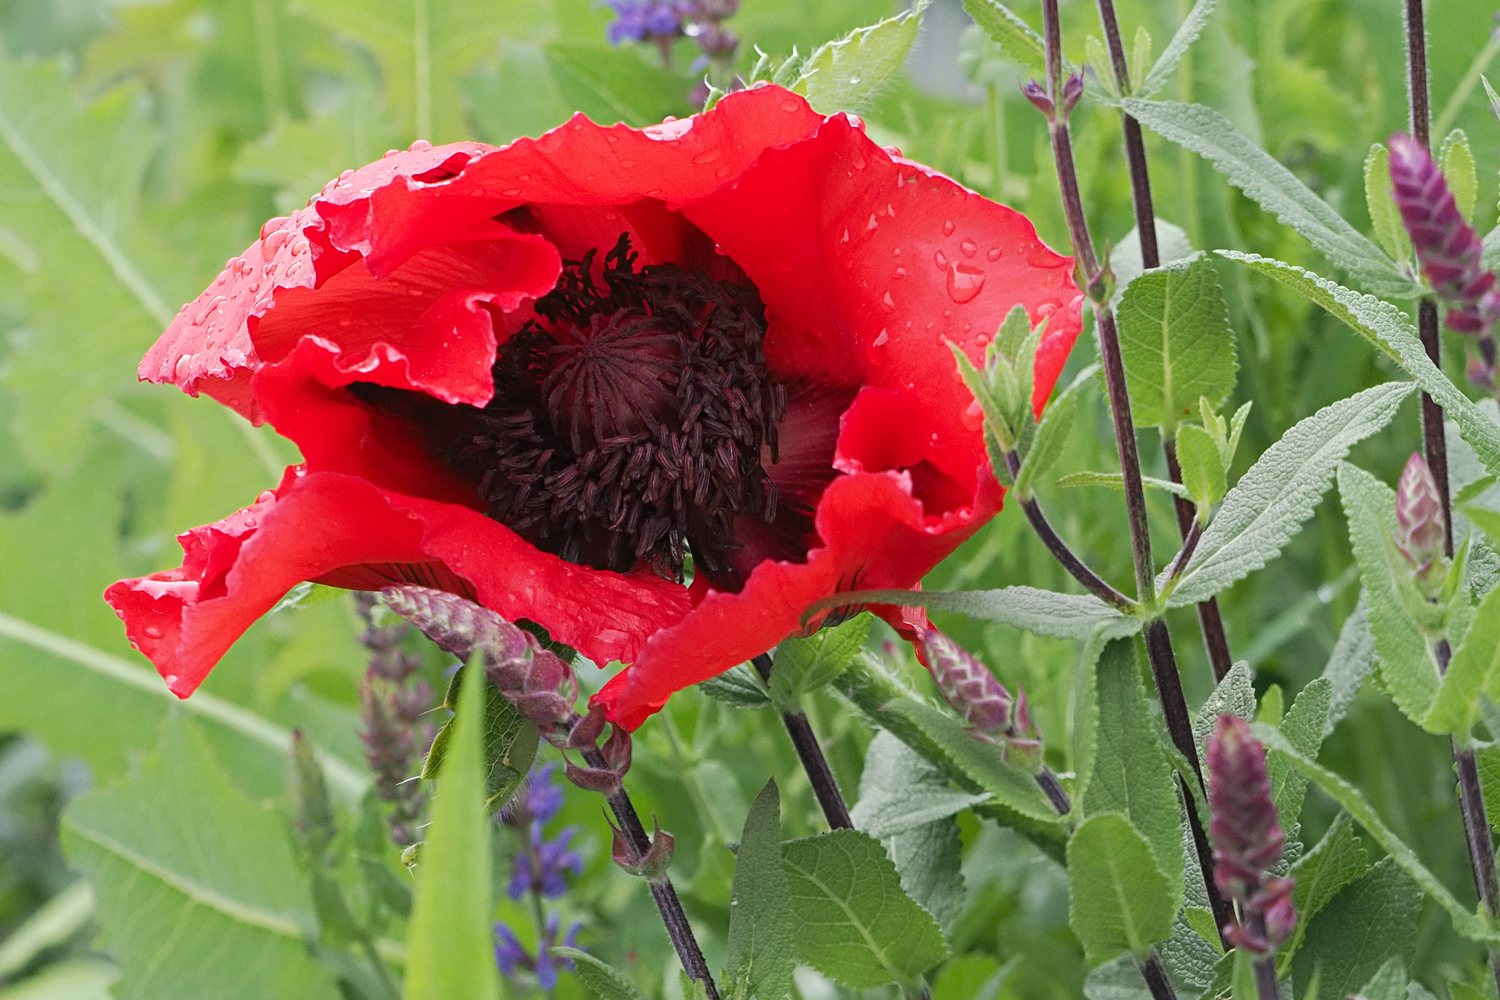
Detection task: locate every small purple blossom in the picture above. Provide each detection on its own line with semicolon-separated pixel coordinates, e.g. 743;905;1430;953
603;0;687;45
501;765;584;901
495;914;582;991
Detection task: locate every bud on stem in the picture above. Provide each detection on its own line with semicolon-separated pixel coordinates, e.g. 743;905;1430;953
918;628;1043;770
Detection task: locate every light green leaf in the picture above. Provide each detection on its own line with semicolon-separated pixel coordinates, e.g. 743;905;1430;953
1175;423;1226;508
1123;99;1416;299
1430;582;1500;736
1193;661;1255;750
880;699;1061;826
795;2;927;114
771;614;870;711
0;959;118;1000
1055;470;1191;498
542;43;695;128
1112;219;1196;300
1014;364;1096;498
1441;130;1478;222
1164;381;1415;606
958;0;1046;78
422;665;539;811
1136;0;1215;97
851;731;988;839
0;881;93;980
1255;725;1498;944
1266;678;1329;827
883;816;966;932
61;718;338;1000
828;586;1139;642
1280;813;1370;971
1288;859;1422;999
405;655;501;1000
1356;958;1409;1000
1364;144;1412;264
727;780;795;1000
1067;814;1177;962
1129;28;1152;91
1083;639;1184;901
551;948;650;1000
697;662;773;709
1115;254;1237;435
1321;596;1377;738
781;829;950;989
1336;463;1442;729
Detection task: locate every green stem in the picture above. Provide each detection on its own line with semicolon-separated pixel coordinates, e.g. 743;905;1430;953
1433;31;1500;138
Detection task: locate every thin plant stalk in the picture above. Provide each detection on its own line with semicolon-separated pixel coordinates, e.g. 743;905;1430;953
752;653;854;830
1432;27;1500;138
1094;0;1235;681
1037;0;1235;940
1406;2;1500;991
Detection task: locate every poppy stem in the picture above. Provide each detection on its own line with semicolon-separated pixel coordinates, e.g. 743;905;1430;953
1037;0;1236;943
752;653;854;829
1093;0;1236;682
581;744;721;999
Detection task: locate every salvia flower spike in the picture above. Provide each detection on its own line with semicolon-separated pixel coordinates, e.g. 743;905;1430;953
1396;451;1447;581
1207;714;1297;955
919;628;1043;769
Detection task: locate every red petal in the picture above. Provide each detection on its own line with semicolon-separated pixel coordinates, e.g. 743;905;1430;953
105;471;693;697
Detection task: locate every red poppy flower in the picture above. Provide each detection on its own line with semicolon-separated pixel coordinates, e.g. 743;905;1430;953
104;84;1081;730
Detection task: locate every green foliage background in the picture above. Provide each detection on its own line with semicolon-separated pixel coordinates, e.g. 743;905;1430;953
2;0;1500;996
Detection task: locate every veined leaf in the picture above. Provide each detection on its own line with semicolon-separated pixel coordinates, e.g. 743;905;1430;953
726;781;795;1000
1288;859;1422;999
1136;0;1215;97
812;586;1139;641
1279;813;1370;971
1429;582;1500;736
1363;144;1412;264
781;829;950;989
1265;678;1329;826
1123;99;1416;299
405;656;501;1000
1165;381;1415;606
421;665;539;811
551;949;649;1000
1219;252;1500;479
697;662;773;709
543;43;694;128
958;0;1046;77
771;614;870;711
1193;661;1255;749
1055;470;1191;498
851;731;988;839
882;817;966;933
1067;814;1177;962
1112;219;1196;299
1014;364;1096;498
1440;130;1478;223
1255;725;1499;944
794;2;927;114
1321;595;1377;737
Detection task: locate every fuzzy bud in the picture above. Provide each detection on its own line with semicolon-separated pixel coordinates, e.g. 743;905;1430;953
919;628;1043;769
1395;452;1447;582
564;758;622;795
612;817;675;882
1061;73;1084;116
290;730;337;864
1021;79;1055;118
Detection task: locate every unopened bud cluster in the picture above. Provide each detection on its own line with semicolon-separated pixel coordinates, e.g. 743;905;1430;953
380;586;633;794
1389;133;1500;392
1396;452;1448;590
1022;73;1083;121
355;592;433;847
919;628;1042;771
1207;715;1297;955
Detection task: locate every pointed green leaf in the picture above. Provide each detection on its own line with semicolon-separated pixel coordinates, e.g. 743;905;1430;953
1137;0;1215;97
1219;252;1500;479
727;780;795;1000
1123;99;1416;299
405;656;501;1000
1014;364;1096;498
1175;422;1226;508
1129;27;1153;91
1288;860;1422;999
1193;661;1256;749
422;665;539;811
542;43;695;129
551;948;649;1000
1055;470;1191;497
822;586;1139;642
1430;582;1500;736
1164;381;1415;606
1083;639;1184;902
1266;678;1329;826
1321;596;1377;737
697;662;773;709
1067;814;1177;962
851;731;987;839
958;0;1046;77
1441;130;1478;222
795;2;927;114
771;614;870;711
1279;813;1370;971
1364;144;1412;263
883;817;966;933
1115;254;1237;435
781;829;950;989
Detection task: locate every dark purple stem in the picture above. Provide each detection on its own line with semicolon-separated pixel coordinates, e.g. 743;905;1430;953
1141;950;1180;1000
752;653;853;830
582;743;720;999
1164;444;1235;681
1036;767;1073;815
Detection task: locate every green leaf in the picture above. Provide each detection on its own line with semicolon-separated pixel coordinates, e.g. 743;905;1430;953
1321;596;1377;737
1175;423;1226;508
1129;28;1152;91
851;731;988;839
1164;381;1415;606
771;614;870;711
1441;130;1478;222
1136;0;1215;97
697;662;773;709
1266;678;1329;827
1450;981;1492;1000
542;43;695;128
1429;582;1500;736
1336;463;1443;729
1115;254;1237;435
958;0;1046;77
421;665;539;811
0;880;93;980
1113;220;1197;300
1123;99;1416;299
879;699;1061;826
726;780;795;1000
1255;725;1498;944
1219;252;1500;479
883;817;966;933
832;587;1140;642
794;1;927;114
61;718;338;1000
1288;860;1422;999
781;829;950;989
0;959;118;1000
1055;470;1191;498
1355;957;1409;1000
551;948;649;1000
1364;144;1412;264
1066;814;1177;962
1014;364;1096;498
1193;661;1256;750
405;656;501;1000
1280;813;1370;971
1083;638;1184;901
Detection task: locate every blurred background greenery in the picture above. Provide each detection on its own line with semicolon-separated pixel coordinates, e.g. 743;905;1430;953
2;0;1500;996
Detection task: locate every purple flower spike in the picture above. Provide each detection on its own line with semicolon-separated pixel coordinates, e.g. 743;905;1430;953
603;0;687;45
1396;452;1447;581
493;916;583;990
1207;714;1297;955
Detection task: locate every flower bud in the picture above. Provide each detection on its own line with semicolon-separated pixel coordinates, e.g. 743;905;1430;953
918;628;1043;769
612;816;675;882
1021;79;1055;118
564;758;622;795
1395;452;1446;581
601;724;633;775
1061;73;1084;116
290;730;337;864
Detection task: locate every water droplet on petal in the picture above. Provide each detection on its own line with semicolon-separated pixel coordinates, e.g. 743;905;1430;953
842;229;850;243
960;239;977;258
780;97;801;112
144;626;163;638
243;517;257;528
264;229;291;254
693;148;721;165
882;291;897;313
947;263;986;303
987;247;1003;262
715;165;731;178
852;152;866;169
933;250;949;270
943;220;955;236
260;216;289;239
975;332;991;346
867;214;879;231
962;398;984;429
873;329;889;347
257;490;277;504
384;148;399;158
892;266;906;278
409;139;433;152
